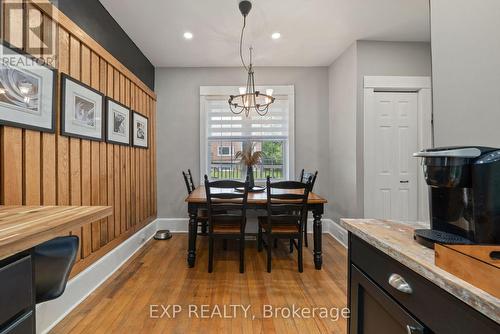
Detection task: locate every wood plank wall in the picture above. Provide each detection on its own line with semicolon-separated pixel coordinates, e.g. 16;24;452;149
0;0;157;276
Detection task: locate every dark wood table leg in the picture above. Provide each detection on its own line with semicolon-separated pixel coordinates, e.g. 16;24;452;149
312;208;323;270
187;205;198;267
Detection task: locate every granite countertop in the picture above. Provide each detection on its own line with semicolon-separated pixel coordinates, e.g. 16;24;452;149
340;218;500;324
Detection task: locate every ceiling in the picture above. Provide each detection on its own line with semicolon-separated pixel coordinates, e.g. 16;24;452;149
99;0;430;68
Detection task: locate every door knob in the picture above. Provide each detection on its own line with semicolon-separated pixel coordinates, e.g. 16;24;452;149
388;273;412;294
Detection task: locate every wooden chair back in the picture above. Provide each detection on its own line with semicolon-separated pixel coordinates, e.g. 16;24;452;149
299;169;318;191
204;176;249;234
182;169;197;194
264;176;311;232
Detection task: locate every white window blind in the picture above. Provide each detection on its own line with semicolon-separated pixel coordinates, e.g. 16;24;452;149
200;86;295;182
206;97;289;141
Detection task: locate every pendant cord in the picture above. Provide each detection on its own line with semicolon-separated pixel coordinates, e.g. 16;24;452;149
239;16;249;71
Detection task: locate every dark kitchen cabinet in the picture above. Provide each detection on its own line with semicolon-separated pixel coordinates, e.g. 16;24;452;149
0;252;35;334
350;265;426;334
348;233;500;334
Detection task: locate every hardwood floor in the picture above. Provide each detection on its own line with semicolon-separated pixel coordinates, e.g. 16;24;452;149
51;233;348;334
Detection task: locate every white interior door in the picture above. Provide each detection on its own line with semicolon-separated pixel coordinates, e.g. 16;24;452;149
368;92;419;221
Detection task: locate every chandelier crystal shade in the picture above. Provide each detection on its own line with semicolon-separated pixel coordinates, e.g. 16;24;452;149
228;0;275;117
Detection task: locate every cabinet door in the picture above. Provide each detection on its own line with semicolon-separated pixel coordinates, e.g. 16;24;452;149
350;265;427;334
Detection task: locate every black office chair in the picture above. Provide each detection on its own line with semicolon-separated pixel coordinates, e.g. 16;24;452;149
33;236;79;304
204;176;249;273
298;169;318;247
258;177;311;273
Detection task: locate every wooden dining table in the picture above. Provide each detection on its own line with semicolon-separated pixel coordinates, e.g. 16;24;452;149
185;186;328;270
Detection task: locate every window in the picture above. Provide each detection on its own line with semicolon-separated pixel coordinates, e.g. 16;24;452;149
200;86;295;182
217;146;231;156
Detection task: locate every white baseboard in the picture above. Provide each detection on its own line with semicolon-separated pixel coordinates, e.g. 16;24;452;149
36;216;348;333
36;220;157;334
324;219;348;248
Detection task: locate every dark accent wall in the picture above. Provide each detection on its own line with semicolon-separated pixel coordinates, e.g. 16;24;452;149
50;0;155;90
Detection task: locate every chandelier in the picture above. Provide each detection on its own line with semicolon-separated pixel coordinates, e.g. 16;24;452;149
228;0;275;117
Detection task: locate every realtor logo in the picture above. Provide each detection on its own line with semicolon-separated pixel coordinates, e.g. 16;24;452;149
1;0;58;66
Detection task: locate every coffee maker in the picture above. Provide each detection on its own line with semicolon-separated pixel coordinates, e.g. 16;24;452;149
413;146;500;248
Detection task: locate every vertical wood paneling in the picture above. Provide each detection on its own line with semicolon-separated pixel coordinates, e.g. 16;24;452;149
68;35;82;259
124;78;131;231
113;68;121;237
1;0;23;205
106;64;116;240
99;57;108;245
80;44;92;258
1;0;157;274
40;14;56;205
119;74;126;233
24;4;41;205
23;132;41;205
135;86;141;224
129;84;136;227
90;51;101;251
57;27;70;207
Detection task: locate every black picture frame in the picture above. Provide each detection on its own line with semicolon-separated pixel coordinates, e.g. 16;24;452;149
0;40;57;133
105;97;131;146
60;73;105;141
131;111;149;149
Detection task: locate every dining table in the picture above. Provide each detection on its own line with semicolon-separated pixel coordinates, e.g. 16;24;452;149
184;186;328;270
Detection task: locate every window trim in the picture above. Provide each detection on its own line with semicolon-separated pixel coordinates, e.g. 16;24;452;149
200;85;295;182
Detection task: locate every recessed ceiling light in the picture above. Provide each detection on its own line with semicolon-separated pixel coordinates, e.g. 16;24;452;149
183;32;193;40
271;32;281;40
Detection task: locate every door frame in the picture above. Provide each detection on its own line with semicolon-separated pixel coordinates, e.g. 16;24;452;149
363;76;432;222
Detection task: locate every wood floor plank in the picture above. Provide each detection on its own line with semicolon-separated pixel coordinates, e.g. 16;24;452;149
50;234;347;334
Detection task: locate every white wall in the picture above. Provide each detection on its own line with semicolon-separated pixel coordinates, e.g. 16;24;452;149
155;67;329;218
355;41;432;216
328;43;359;222
430;0;500;147
327;41;432;222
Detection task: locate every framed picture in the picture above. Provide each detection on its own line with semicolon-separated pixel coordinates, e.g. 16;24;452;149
61;73;104;141
132;111;148;148
106;98;130;145
0;41;56;132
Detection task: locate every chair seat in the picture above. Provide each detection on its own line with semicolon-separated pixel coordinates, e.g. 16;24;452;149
258;216;300;233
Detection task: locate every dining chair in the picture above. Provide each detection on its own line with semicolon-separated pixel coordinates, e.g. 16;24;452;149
298;169;318;247
258;176;311;273
183;169;208;235
182;169;196;194
204;175;249;273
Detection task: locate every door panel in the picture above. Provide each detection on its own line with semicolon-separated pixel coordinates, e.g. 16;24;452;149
371;92;418;221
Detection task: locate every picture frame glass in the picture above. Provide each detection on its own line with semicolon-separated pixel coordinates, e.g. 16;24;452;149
62;76;103;140
133;112;148;148
106;99;130;145
0;43;55;131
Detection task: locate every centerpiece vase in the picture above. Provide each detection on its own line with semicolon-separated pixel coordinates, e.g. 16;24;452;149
246;165;255;189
